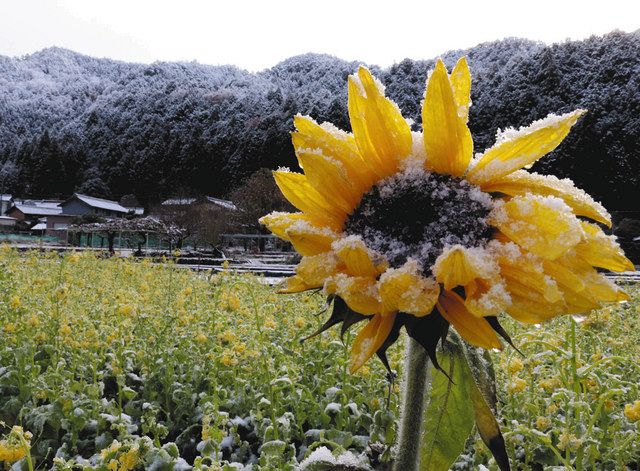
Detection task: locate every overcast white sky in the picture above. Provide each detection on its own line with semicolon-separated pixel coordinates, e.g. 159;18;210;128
0;0;638;71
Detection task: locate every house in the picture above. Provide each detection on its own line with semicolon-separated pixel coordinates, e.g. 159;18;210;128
161;196;237;211
45;214;76;233
60;193;131;218
5;202;63;222
12;199;63;209
43;194;135;241
0;195;13;215
0;215;17;229
30;221;47;233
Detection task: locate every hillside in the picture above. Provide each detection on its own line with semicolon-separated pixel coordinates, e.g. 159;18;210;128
0;31;638;211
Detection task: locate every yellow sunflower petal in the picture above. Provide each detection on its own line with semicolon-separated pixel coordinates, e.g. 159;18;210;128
583;272;630;303
296;253;341;287
490;241;563;303
464;278;511;317
495;257;565;321
277;275;314;294
450;57;471;123
297;151;362;214
575;221;634;272
504;276;563;308
562;290;601;314
432;245;497;291
505;297;561;324
616;289;631;302
467;109;585;185
349;312;397;372
292;115;375;194
259;212;308;241
285;222;338;256
543;259;616;314
331;274;381;315
556;251;596;273
332;236;386;278
436;290;502;349
378;261;440;316
480;170;611;227
348;78;389;179
489;195;583;260
422;59;473;177
273;170;345;230
543;260;598;313
542;259;586;293
348;67;412;178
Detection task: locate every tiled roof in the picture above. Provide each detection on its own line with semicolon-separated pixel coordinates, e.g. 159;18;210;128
70;194;129;213
204;197;237;210
161;198;198;206
162;196;236;210
12;204;62;216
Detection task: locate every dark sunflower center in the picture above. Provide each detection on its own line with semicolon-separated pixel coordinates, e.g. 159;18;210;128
344;169;493;276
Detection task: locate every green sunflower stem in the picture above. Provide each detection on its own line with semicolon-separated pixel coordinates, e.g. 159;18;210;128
394;337;432;471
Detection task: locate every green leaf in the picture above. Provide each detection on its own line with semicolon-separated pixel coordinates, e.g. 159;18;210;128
260;439;287;457
419;334;511;471
461;343;511;471
419;338;475;471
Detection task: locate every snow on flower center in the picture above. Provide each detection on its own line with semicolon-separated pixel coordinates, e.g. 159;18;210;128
344;168;494;276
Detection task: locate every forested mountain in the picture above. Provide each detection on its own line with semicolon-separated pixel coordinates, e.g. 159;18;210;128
0;31;638;211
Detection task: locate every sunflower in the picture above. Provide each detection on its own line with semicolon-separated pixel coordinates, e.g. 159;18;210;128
260;58;633;374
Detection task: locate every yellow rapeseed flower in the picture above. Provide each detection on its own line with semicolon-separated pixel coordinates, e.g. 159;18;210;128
508;377;527;393
54;286;69;301
261;57;631;373
220;351;237;367
539;377;559;392
358;365;371;377
118;448;139;470
624;400;640;422
557;431;583;452
117;304;135;317
227;292;241;311
232;342;247;355
100;440;121;458
218;330;235;344
0;441;27;463
9;295;21;310
508;357;524;375
3;323;16;334
0;426;31;464
59;324;72;336
535;416;551;431
27;314;40;328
